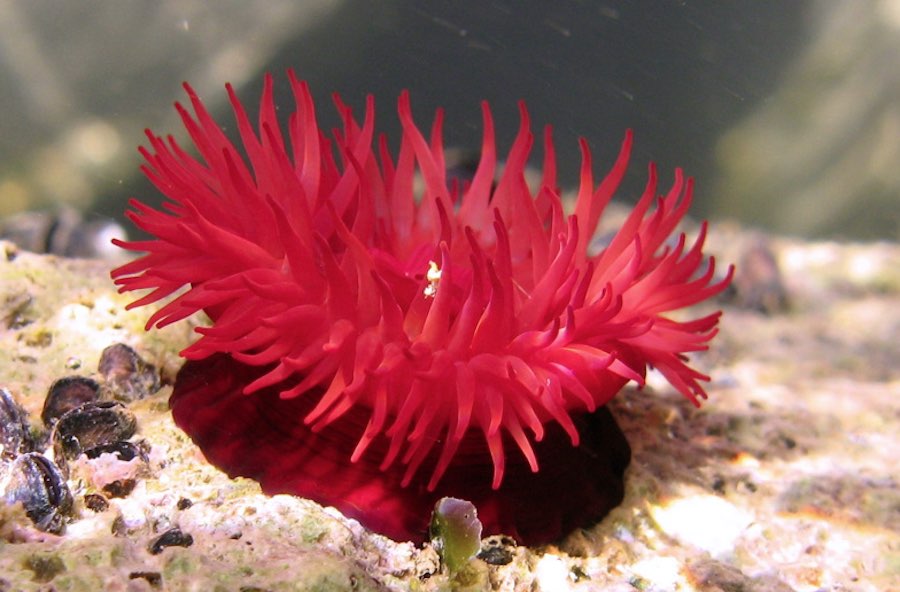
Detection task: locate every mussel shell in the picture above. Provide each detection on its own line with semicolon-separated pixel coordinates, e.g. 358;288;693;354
41;376;101;428
0;387;34;462
148;527;194;555
51;401;137;466
2;452;73;533
476;535;517;566
98;344;160;401
84;440;147;462
0;207;126;259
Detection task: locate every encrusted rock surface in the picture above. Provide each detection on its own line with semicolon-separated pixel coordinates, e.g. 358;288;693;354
0;232;897;591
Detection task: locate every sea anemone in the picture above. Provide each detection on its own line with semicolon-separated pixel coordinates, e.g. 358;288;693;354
111;71;733;545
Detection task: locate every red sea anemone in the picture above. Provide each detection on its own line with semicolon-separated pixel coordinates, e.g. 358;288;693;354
111;71;733;545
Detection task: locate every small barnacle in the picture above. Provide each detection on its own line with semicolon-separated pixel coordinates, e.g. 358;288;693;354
83;493;110;512
76;440;148;497
731;236;789;314
1;291;35;330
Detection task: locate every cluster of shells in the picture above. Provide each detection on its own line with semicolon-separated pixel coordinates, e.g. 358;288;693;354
0;343;160;535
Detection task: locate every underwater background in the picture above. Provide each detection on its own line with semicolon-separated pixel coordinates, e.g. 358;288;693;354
1;0;897;241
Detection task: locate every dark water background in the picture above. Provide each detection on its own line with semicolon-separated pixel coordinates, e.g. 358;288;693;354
1;1;896;241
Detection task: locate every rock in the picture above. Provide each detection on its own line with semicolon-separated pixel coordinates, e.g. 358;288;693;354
0;232;897;590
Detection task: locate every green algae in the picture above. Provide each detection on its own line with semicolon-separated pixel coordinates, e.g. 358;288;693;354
22;552;66;583
430;497;482;577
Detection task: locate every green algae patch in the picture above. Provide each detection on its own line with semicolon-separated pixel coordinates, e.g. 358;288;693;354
22;552;66;583
430;497;482;576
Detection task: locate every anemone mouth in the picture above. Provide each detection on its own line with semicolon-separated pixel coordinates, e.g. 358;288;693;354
170;353;631;545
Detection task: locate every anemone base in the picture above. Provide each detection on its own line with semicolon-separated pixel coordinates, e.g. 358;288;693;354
169;354;631;545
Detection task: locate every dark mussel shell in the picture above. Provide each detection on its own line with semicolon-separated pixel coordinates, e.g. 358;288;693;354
41;376;101;428
98;343;160;401
148;527;194;555
477;535;517;566
51;401;137;471
0;387;34;462
2;452;73;533
84;440;147;462
0;207;127;259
